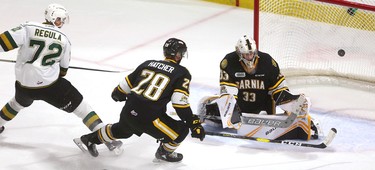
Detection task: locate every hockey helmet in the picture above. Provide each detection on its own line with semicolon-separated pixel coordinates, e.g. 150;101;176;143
236;35;257;55
163;38;188;59
45;4;69;27
235;35;257;68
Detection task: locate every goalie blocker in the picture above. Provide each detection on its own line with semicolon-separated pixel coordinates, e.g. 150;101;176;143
197;92;321;141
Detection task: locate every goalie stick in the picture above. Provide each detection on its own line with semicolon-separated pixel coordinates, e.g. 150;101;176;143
0;58;122;73
206;128;337;149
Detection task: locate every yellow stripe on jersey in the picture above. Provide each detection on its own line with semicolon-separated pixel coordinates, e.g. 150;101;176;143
125;76;133;88
174;89;189;96
172;103;190;108
271;87;289;101
0;31;18;51
153;118;178;140
272;87;288;96
117;86;127;94
220;82;237;87
268;76;285;91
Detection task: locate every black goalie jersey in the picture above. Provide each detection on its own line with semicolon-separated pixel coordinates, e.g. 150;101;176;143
219;51;288;115
125;59;192;118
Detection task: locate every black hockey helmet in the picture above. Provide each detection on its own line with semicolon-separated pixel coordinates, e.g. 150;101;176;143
163;38;188;58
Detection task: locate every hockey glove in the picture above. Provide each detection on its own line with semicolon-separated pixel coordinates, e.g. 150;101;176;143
189;115;205;141
111;86;127;102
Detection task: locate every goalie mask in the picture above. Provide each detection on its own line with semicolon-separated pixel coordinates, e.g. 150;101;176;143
45;4;69;28
235;35;257;69
163;38;188;63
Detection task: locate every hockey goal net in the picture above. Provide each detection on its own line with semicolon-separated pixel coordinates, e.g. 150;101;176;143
254;0;375;91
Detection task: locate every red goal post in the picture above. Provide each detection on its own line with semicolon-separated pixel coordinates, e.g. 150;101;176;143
253;0;375;91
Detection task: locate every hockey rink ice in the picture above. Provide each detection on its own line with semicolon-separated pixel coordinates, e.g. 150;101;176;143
1;0;375;169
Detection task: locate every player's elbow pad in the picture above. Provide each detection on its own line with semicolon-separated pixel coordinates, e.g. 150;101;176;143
111;86;127;102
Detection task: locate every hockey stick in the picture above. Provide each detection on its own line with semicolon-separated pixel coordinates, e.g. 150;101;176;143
0;59;121;73
206;128;337;149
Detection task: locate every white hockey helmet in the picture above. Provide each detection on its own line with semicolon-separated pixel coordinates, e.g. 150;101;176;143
235;35;257;68
45;4;69;27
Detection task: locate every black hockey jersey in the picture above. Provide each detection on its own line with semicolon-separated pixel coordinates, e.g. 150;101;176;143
220;51;287;115
125;59;192;118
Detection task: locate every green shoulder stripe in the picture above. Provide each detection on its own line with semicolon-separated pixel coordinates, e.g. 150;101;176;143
0;31;18;51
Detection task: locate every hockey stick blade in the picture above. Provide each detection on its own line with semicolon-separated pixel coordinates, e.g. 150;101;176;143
206;128;337;149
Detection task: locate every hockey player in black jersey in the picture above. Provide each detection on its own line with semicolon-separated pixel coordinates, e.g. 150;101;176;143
74;38;205;162
198;35;320;141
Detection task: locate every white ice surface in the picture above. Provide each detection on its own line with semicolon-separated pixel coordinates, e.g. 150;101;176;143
1;0;375;170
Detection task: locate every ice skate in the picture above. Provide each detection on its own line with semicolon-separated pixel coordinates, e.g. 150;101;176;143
73;135;99;157
105;140;124;155
154;143;183;162
0;126;4;134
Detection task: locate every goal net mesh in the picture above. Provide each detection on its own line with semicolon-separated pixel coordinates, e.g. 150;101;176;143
257;0;375;91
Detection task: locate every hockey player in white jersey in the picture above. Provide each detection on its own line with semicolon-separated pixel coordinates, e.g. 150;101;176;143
0;3;121;151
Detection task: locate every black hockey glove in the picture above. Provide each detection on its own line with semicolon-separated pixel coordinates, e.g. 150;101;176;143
189;115;205;141
111;86;127;102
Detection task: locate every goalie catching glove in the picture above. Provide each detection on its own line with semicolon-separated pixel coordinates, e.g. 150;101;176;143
111;86;127;102
189;115;205;141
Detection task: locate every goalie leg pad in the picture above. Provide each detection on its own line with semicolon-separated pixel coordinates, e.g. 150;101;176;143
237;114;317;140
197;95;220;117
197;94;242;129
206;103;220;117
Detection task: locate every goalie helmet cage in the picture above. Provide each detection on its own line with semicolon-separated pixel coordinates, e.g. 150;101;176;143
253;0;375;92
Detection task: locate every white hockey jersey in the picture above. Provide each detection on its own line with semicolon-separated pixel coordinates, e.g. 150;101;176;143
0;21;71;88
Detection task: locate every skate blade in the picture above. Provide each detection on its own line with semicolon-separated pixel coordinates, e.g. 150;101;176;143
105;140;124;155
152;157;181;163
152;158;164;163
106;140;123;150
113;147;124;155
73;138;87;152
